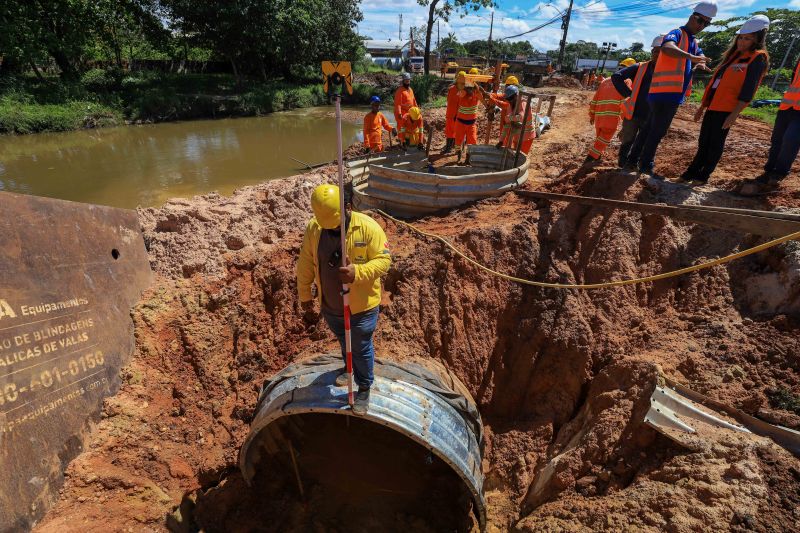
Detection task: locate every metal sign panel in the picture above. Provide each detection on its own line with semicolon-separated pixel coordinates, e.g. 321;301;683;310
575;58;620;70
0;192;152;531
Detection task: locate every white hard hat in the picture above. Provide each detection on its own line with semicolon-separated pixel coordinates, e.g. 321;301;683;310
737;14;769;34
651;34;666;48
694;1;717;18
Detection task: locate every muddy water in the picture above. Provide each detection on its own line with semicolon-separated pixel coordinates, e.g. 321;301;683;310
0;107;372;209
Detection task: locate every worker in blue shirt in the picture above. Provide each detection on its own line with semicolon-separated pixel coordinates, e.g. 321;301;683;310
631;1;716;179
612;34;665;170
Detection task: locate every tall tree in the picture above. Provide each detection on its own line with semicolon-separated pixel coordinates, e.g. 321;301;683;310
417;0;494;75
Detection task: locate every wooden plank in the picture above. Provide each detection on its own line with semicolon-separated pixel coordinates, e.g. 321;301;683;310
516;190;800;237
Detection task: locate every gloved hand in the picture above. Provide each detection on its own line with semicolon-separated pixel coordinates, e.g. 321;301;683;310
589;116;595;125
391;128;397;136
363;146;371;154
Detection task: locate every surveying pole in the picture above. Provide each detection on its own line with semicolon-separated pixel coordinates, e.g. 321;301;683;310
556;0;574;72
487;11;494;61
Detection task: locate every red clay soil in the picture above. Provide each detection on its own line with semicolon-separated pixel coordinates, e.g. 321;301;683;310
33;87;800;533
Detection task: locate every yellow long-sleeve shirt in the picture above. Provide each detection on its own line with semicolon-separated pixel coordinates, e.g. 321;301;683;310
296;211;391;315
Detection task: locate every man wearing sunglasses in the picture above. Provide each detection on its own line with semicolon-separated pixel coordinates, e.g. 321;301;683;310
297;184;391;415
630;1;716;179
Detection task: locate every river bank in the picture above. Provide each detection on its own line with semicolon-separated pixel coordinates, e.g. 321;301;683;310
0;71;442;135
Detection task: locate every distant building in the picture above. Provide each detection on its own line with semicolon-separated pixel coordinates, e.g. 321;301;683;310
364;40;410;58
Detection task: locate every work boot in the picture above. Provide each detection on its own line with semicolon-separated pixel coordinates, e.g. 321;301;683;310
442;138;453;154
335;369;350;387
639;167;664;181
673;172;694;184
581;155;600;168
352;386;370;415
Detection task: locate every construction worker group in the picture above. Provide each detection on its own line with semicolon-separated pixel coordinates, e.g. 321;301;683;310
363;67;537;161
584;1;798;192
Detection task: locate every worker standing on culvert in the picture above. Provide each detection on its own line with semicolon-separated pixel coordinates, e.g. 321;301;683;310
483;84;535;154
297;184;391;415
443;71;466;153
630;1;716;179
394;73;418;127
750;58;800;190
399;106;424;149
453;81;485;157
583;72;627;166
678;15;770;185
613;35;665;170
363;96;397;154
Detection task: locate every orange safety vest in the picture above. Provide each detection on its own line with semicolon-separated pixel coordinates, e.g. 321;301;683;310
650;28;691;95
622;61;649;120
780;60;800;111
393;86;417;120
703;50;767;113
589;78;625;129
456;91;481;122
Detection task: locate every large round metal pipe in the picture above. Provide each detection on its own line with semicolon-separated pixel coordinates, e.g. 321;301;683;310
239;354;486;530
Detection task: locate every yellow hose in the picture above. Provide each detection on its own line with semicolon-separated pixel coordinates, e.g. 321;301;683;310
376;209;800;290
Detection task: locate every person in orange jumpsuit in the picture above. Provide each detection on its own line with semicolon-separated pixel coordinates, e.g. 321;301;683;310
362;96;396;153
584;76;627;166
399;106;424;149
443;71;466;153
393;72;418;131
453;82;485;157
587;71;596;89
483;84;535;154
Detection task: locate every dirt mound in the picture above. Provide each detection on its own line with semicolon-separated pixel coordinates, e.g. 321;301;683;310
544;76;583;89
34;88;800;533
353;72;400;91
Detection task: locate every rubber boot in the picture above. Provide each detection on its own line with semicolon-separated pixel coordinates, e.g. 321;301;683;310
442;138;453;154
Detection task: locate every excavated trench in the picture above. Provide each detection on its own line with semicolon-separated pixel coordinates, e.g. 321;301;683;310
33;158;800;532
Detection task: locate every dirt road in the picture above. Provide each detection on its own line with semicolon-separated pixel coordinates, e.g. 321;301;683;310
34;87;800;532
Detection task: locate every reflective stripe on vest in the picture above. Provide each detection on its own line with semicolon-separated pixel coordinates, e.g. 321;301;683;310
622;61;649;120
650;29;690;94
780;61;800;111
704;50;767;113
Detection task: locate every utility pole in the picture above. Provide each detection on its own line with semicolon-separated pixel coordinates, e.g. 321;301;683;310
772;34;798;90
437;20;440;50
399;14;403;41
487;11;494;61
600;42;616;73
557;0;574;72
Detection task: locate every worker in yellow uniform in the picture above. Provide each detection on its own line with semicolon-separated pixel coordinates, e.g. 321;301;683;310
363;96;397;153
297;184;391;415
399;106;424;149
393;73;418;127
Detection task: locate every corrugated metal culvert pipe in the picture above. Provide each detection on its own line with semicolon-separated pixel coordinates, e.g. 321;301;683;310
239;354;486;531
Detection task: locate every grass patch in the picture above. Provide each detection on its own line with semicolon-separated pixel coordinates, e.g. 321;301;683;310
768;387;800;416
0;96;120;134
424;95;448;108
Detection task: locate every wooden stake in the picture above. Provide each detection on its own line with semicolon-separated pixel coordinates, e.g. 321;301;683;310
513;93;534;169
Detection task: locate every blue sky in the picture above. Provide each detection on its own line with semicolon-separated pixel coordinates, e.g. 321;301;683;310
358;0;787;52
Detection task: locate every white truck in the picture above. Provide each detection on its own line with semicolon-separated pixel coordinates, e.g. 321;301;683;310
408;56;424;74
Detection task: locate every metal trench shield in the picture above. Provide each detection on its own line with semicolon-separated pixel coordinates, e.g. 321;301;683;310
0;192;152;532
239;357;487;529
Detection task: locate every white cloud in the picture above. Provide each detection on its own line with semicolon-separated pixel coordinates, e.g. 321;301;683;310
789;0;800;7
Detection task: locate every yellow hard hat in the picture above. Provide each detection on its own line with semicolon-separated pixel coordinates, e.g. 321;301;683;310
310;184;341;230
409;106;421;121
456;71;466;80
469;67;480;74
505;75;519;86
620;57;636;67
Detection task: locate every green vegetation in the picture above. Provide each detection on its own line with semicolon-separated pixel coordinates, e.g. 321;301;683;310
768;387;800;416
0;0;368;134
0;72;379;134
689;83;781;125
